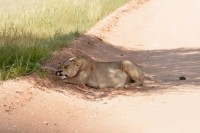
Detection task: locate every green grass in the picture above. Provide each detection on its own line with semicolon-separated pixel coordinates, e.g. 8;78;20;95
0;0;131;80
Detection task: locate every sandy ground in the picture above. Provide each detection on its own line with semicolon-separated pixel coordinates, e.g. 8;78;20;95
1;0;200;133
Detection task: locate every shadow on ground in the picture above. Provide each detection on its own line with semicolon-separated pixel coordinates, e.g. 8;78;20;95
36;34;200;100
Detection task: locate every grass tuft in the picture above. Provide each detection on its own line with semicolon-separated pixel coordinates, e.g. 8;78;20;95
0;0;131;80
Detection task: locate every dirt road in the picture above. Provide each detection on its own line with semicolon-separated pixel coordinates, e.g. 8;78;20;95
1;0;200;133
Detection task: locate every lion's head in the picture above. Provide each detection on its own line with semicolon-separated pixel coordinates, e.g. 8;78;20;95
56;55;92;79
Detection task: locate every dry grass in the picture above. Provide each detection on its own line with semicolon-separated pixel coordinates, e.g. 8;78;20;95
0;0;131;80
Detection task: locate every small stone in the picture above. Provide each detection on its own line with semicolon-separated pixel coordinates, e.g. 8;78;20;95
179;76;186;80
43;121;48;125
15;90;22;95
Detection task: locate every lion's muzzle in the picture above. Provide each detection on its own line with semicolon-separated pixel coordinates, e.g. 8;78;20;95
55;70;68;79
55;70;62;76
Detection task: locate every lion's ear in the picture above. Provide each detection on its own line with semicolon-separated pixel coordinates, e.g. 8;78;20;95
69;57;77;61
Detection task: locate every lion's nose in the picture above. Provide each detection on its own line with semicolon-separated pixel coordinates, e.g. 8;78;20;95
55;70;63;76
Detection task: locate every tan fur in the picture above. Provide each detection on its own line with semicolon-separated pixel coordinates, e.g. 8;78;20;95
56;55;154;89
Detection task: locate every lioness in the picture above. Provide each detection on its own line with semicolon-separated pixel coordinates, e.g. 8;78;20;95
56;55;154;88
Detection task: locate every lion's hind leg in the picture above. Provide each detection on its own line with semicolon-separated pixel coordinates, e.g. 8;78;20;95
122;60;145;87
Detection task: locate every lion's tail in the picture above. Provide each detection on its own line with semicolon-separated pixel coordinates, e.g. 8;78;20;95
144;74;161;83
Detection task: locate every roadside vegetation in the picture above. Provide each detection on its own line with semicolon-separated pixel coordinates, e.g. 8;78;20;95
0;0;131;80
